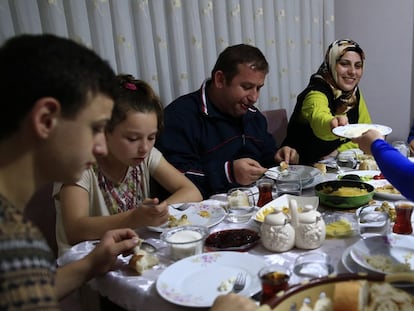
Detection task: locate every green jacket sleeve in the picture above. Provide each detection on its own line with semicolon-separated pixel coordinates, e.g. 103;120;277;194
301;90;340;141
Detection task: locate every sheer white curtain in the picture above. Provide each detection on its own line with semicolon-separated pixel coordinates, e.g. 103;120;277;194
0;0;334;115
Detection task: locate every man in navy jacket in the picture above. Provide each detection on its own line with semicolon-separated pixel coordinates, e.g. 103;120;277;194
156;44;299;198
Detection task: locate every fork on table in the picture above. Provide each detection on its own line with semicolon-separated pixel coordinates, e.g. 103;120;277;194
232;272;246;293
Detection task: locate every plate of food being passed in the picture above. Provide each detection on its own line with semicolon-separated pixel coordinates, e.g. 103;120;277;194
147;201;226;233
332;123;392;139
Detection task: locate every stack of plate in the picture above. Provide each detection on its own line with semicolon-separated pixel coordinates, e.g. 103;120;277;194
342;234;414;278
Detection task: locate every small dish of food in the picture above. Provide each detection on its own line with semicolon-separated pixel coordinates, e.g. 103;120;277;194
204;227;260;252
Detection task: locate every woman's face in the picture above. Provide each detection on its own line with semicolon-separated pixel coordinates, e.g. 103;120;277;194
335;51;363;92
106;111;158;166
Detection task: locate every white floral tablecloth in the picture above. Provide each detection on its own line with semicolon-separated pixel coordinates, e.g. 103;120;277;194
58;172;402;311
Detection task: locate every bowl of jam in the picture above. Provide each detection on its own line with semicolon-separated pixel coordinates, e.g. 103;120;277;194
204;227;260;252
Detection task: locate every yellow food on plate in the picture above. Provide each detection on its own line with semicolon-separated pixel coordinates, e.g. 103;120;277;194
375;201;396;222
325;219;353;238
322;186;369;196
376;184;401;195
168;214;191;227
280;161;289;171
255;206;275;222
198;210;210;218
255;205;289;222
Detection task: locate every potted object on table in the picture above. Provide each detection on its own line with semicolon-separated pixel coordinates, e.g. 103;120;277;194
260;206;295;252
290;199;326;250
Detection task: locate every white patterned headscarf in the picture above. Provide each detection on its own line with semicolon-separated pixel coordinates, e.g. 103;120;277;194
316;39;365;113
326;39;365;85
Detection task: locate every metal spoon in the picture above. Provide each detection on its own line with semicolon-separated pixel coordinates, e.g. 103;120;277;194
92;238;166;253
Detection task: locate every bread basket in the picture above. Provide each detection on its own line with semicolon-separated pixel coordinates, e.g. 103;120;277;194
258;272;414;310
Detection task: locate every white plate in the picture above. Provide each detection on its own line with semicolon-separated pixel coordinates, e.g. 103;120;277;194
156;251;265;307
254;194;319;222
342;243;414;288
369;179;406;201
147;200;226;233
349;235;414;274
339;170;406;200
332;123;392;139
342;245;369;274
264;165;322;189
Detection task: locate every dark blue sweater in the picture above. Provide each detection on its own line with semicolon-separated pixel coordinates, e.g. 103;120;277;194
156;81;278;198
372;139;414;201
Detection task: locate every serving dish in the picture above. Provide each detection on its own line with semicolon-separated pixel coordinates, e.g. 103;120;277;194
204;228;260;252
264;165;322;188
314;180;374;209
332;123;392;139
147;201;226;232
156;251;265;307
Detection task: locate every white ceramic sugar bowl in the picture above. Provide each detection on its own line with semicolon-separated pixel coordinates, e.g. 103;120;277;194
260;207;295;252
290;200;326;250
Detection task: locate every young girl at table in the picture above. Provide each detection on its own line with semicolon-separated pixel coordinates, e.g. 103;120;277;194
54;74;202;255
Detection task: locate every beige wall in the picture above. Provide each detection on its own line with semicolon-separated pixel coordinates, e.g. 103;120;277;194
335;0;414;141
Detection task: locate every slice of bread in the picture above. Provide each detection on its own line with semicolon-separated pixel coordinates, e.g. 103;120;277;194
280;161;289;171
128;241;159;275
314;163;327;175
333;280;368;311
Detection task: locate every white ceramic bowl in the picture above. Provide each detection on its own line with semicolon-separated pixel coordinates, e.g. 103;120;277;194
160;225;209;261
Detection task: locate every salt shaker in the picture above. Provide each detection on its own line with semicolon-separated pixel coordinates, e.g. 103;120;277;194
290;200;326;250
260;208;295;252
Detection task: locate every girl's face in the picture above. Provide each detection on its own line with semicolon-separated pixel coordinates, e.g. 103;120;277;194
335;51;363;91
106;111;158;166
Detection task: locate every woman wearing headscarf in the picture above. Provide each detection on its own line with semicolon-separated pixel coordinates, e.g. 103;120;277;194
282;39;372;165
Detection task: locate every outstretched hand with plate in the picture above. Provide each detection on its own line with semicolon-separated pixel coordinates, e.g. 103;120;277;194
332;123;392;139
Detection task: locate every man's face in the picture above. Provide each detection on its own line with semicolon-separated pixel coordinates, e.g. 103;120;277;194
217;63;267;117
44;93;113;183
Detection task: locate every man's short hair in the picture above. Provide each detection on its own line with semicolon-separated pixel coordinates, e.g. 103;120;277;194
0;34;116;140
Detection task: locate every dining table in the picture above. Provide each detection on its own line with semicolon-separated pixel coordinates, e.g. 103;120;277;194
57;167;414;311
